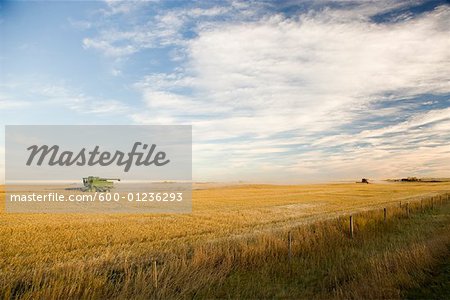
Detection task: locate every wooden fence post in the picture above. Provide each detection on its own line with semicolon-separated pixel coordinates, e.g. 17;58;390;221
349;215;354;238
383;208;387;223
288;231;292;261
287;231;293;275
152;259;158;289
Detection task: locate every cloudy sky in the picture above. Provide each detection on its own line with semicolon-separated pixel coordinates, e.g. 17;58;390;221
1;0;449;183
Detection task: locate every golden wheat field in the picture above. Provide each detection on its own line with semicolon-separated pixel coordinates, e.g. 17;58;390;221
2;182;450;255
1;182;450;298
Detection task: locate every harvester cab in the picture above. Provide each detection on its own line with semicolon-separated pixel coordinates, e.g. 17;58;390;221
82;176;120;192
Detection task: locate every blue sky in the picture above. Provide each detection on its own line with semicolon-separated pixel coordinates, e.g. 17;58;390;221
1;0;449;183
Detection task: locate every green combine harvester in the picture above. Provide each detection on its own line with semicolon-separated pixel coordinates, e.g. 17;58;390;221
82;176;120;192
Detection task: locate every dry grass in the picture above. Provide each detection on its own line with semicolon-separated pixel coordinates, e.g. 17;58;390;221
1;182;450;298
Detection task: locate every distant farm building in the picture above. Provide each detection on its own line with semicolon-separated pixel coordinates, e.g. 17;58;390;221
401;177;420;182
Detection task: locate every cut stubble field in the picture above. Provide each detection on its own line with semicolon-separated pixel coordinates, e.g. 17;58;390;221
1;182;450;298
2;183;450;254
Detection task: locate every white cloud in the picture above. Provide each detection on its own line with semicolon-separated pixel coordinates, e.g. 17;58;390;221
83;36;139;57
68;18;92;30
102;0;153;16
0;97;31;109
311;107;450;147
135;6;450;129
37;84;131;115
86;2;450;181
159;6;448;180
0;146;4;184
0;81;131;116
82;2;250;59
111;68;122;76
